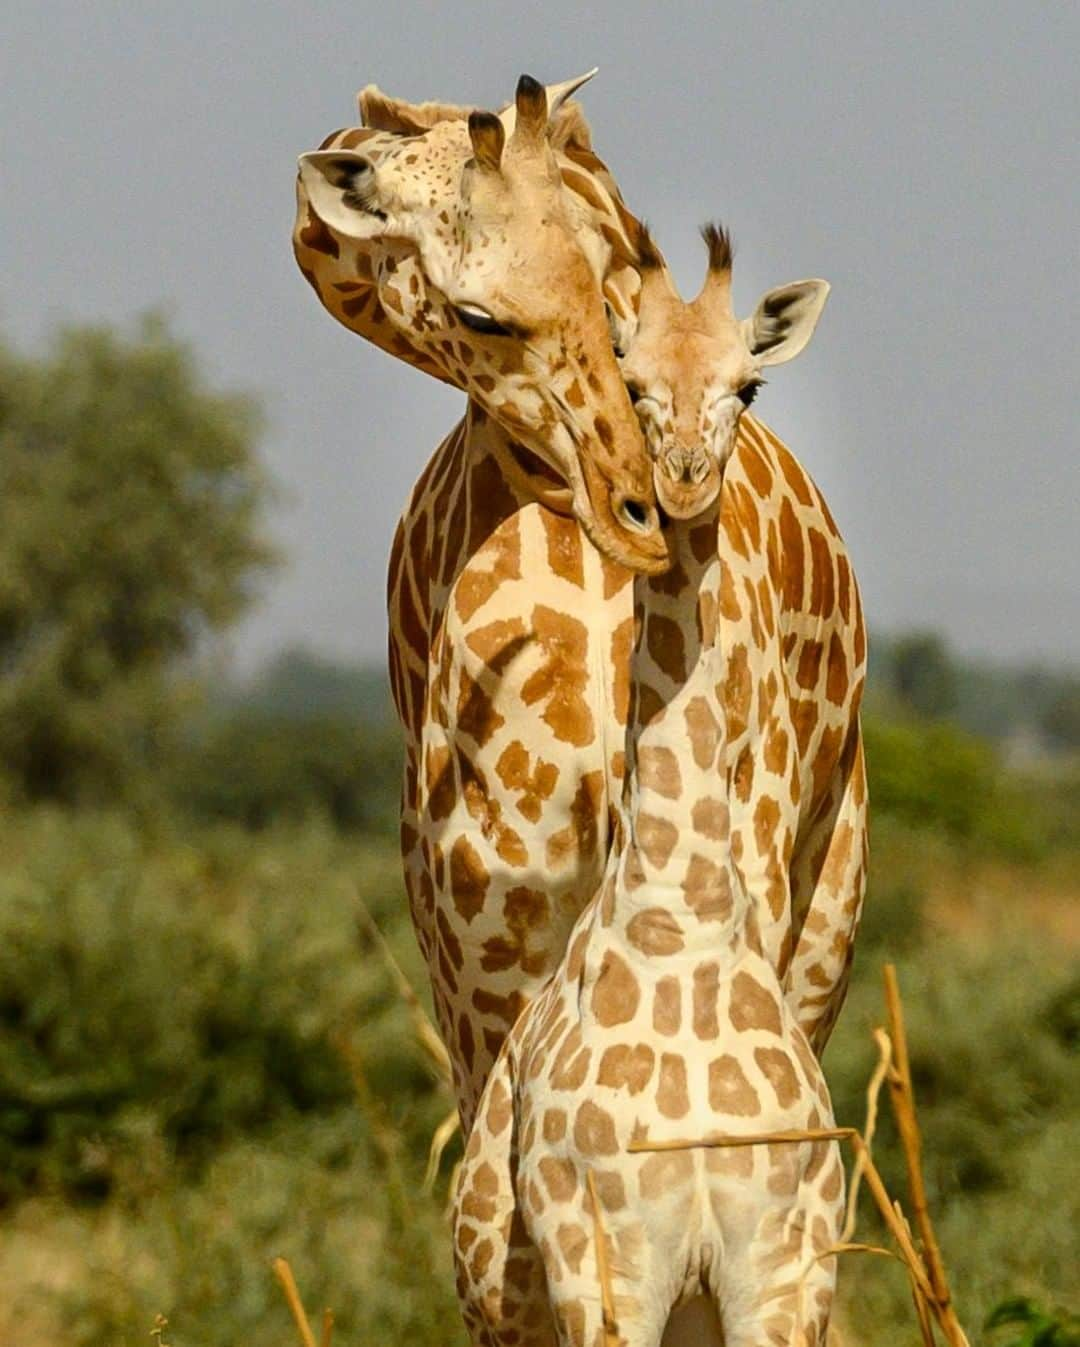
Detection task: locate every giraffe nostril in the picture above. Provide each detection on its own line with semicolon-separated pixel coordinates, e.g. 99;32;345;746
619;498;652;533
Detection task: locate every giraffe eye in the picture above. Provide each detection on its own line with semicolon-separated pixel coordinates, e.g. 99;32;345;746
737;378;765;407
626;383;644;405
454;304;513;337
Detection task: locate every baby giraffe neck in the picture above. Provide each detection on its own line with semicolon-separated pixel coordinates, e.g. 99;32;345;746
608;509;758;961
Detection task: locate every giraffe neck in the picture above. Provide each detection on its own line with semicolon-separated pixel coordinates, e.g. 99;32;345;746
608;510;759;963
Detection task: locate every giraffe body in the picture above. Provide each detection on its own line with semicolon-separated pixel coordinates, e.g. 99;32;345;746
454;519;845;1347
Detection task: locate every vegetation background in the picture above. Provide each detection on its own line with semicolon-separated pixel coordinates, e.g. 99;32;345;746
0;321;1076;1345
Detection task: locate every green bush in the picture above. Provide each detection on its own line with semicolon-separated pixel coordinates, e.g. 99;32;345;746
864;716;1046;857
0;810;438;1203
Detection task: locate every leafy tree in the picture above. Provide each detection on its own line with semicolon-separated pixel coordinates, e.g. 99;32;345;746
890;630;958;719
0;316;276;802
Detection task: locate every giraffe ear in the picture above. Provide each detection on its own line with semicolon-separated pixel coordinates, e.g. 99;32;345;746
741;280;830;366
297;150;410;241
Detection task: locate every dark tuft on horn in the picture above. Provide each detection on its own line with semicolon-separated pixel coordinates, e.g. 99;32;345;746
516;73;546;109
468;110;506;170
635;221;666;271
701;221;734;274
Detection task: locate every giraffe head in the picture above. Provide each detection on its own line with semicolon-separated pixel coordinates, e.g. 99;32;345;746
297;73;668;573
615;225;830;519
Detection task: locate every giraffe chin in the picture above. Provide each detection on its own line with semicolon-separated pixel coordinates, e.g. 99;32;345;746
654;464;723;521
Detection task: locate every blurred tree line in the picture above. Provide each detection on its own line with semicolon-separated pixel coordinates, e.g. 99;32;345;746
0;316;1077;847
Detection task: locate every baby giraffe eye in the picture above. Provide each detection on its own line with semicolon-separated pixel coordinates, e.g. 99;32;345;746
626;383;644;406
454;304;513;337
737;378;765;408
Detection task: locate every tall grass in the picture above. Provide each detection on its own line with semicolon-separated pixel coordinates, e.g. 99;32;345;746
0;808;1074;1345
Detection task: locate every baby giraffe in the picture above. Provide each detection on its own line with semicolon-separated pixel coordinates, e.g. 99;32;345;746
453;246;844;1347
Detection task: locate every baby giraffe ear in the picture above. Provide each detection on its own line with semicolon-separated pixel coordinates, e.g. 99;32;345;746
742;280;830;366
298;150;400;240
468;110;506;171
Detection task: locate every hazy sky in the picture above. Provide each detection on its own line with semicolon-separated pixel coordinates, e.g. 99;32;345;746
4;1;1077;670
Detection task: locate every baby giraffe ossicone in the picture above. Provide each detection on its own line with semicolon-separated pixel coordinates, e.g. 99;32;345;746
453;236;844;1347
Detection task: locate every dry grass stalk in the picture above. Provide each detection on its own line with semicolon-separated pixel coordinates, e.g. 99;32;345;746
354;889;453;1086
424;1106;463;1193
321;1307;335;1347
272;1257;318;1347
627;1127;854;1153
882;964;970;1347
840;1025;892;1243
586;1169;620;1347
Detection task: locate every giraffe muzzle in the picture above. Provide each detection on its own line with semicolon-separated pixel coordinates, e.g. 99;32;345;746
654;445;722;520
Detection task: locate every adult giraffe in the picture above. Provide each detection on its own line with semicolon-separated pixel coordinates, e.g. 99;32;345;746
295;73;674;1131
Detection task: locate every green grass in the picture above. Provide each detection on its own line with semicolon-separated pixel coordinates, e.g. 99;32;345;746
0;808;1075;1345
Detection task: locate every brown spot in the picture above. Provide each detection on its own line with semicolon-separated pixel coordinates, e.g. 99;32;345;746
639;1148;694;1198
539;1156;578;1203
708;1054;761;1116
590;1169;627;1211
626;908;685;956
837;552;852;622
683;854;733;922
796;639;825;692
733;745;754;803
825;632;849;705
646;613;687;683
591;950;641;1026
693;961;720;1038
653;977;682;1036
298;211;340;258
777;443;814;505
637;745;683;799
543;1108;568;1142
449;835;489;923
779;497;805;611
551;1025;592;1091
636;812;679;870
741;438;774;498
455;514;522;623
753;793;781;859
793;699;820;759
574;1100;618;1155
541;510;585;588
764;722;789;775
495;740;559;824
456;670;504;746
754;1046;802;1107
469;1238;495;1281
521;605;594;747
597;1043;656;1094
723;643;753;741
611;617;634;727
808;528;835;617
691;795;728;841
657;1053;690;1119
730;971;783;1035
593;414;615;449
556;1222;589;1275
719;564;742;621
546;771;603;870
684;695;721;769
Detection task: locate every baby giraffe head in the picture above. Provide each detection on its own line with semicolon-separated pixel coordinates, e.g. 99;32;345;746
617;225;830;519
297;73;668;573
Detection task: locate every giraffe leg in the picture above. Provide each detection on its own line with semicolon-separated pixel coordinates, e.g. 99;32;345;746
785;724;868;1053
452;1051;557;1347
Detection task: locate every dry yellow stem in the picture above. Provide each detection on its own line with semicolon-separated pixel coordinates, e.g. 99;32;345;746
883;964;969;1347
355;890;452;1085
272;1258;318;1347
320;1307;334;1347
423;1106;463;1193
840;1025;892;1243
586;1170;620;1346
627;1126;854;1153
